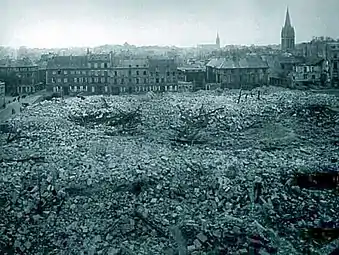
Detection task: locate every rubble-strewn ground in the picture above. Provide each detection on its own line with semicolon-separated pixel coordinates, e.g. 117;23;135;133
1;87;339;255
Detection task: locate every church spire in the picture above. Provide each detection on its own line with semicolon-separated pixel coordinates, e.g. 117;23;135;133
284;7;291;27
216;32;220;48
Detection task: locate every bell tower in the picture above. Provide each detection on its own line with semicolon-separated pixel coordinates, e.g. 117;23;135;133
281;7;295;51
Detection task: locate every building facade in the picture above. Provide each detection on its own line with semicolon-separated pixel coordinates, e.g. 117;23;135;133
206;55;269;89
0;58;39;95
281;8;295;51
325;42;339;87
292;57;327;87
177;66;206;91
46;53;179;95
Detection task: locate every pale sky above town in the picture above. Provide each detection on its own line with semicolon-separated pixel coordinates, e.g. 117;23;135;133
0;0;338;48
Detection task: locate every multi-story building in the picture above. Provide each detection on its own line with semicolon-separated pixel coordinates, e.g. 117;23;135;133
46;55;89;95
325;42;339;87
292;57;327;87
110;58;149;94
46;53;179;94
147;57;178;92
0;58;39;95
206;55;269;89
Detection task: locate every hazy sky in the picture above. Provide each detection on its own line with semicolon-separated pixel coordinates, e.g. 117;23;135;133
0;0;338;48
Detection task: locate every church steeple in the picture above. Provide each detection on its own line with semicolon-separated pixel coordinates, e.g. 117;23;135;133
281;7;295;51
284;7;291;27
216;32;220;48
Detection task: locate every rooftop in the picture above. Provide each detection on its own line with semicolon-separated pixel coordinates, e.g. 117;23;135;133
206;56;268;69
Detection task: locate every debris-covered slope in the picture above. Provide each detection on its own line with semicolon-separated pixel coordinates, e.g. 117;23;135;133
1;87;339;255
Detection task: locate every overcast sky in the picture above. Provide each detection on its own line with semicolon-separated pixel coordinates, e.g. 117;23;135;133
0;0;338;48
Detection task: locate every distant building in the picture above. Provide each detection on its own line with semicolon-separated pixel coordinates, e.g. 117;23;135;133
325;42;339;87
46;53;179;95
0;58;39;95
198;33;221;50
177;66;206;91
281;8;295;51
46;55;98;95
206;55;269;89
292;57;327;87
0;81;5;107
110;58;149;94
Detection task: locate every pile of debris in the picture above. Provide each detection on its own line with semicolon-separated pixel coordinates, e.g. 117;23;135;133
0;87;339;254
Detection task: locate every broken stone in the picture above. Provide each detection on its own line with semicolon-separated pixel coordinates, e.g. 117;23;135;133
193;239;202;249
196;232;208;243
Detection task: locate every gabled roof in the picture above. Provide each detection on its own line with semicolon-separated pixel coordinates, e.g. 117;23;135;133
46;56;88;69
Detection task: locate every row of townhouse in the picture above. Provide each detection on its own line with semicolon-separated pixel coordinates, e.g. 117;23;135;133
292;41;339;87
46;53;179;95
0;58;41;95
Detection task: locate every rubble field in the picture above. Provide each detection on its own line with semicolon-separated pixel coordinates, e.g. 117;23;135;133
1;86;339;255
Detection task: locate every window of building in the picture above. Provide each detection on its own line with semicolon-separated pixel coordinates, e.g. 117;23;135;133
76;71;81;75
136;71;139;75
136;65;139;67
104;63;108;68
303;74;308;79
79;77;83;83
101;70;104;76
172;72;175;76
64;70;68;75
129;78;132;83
84;77;88;83
94;77;98;82
334;62;338;69
101;63;105;68
94;63;98;68
74;78;77;83
156;78;159;83
143;71;147;75
101;77;105;83
129;65;132;68
144;78;147;84
105;86;108;92
64;78;68;83
52;71;57;75
114;71;118;76
57;70;61;75
128;70;132;76
161;78;165;83
156;72;159;76
92;86;95;93
52;77;56;83
89;77;93;83
304;67;307;72
121;78;124;84
71;71;75;75
150;72;153;77
87;63;91;68
57;78;61;83
82;70;86;75
136;78;139;84
114;79;117;84
312;75;316;79
80;86;83;91
167;71;170;76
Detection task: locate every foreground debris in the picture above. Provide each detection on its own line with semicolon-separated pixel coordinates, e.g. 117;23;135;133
0;87;339;255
